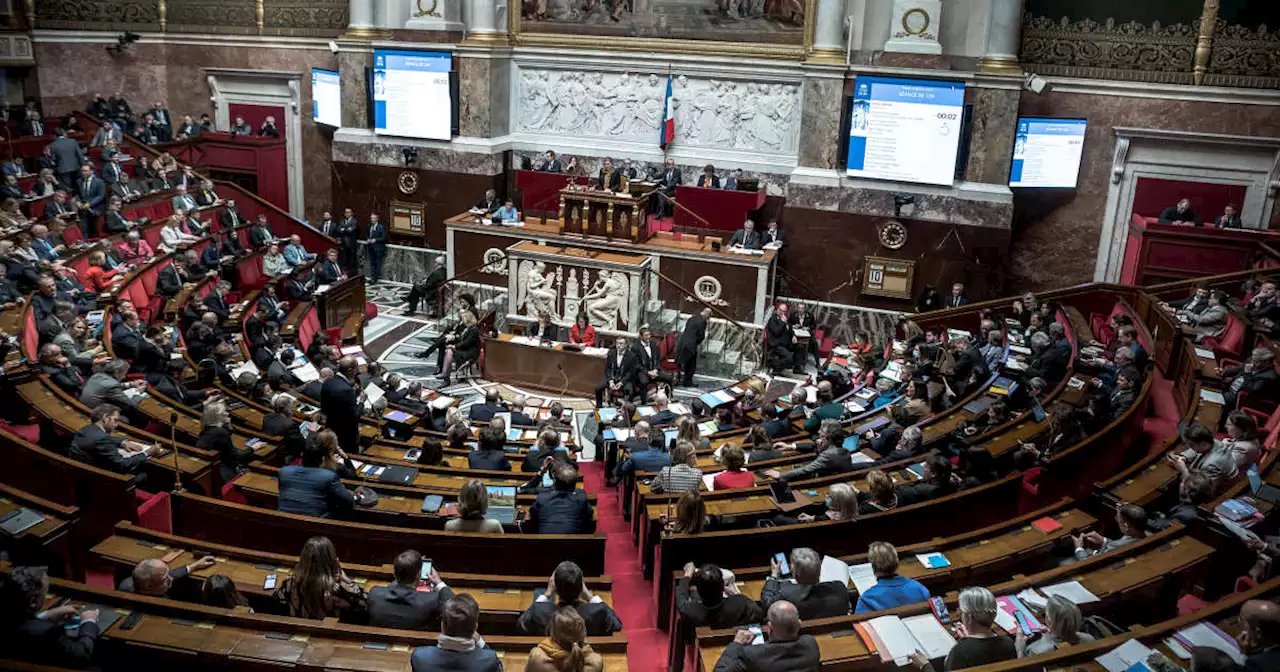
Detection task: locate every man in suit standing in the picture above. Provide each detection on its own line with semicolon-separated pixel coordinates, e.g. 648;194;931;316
317;210;340;239
74;163;106;238
947;334;989;398
368;550;455;629
713;600;819;672
338;207;360;275
517;561;623;636
724;168;744;190
595;335;639;407
758;547;850;620
49;128;84;189
20;111;45;137
1214;203;1243;229
766;303;802;374
220;199;246;230
656;158;682;218
148;102;172;142
539;150;563;172
596;157;621;191
321;356;362;452
171;184;199;213
946;282;970;308
259;116;281;138
619;157;639;180
696;164;720;188
406;255;446;316
729;219;761;250
787;301;817;367
677;307;710;387
364;212;387;284
633;325;673;401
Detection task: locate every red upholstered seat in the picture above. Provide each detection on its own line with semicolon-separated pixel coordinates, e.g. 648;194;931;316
659;332;678;372
135;490;172;533
237;255;266;290
1203;314;1244;358
61;224;83;247
0;418;39;444
221;475;249;505
365;302;378;320
1016;466;1043;516
22;308;38;360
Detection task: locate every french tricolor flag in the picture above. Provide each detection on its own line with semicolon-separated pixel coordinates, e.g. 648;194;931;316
659;75;675;149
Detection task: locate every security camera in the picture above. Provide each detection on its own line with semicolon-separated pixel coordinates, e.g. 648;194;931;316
1023;73;1048;94
328;41;339;54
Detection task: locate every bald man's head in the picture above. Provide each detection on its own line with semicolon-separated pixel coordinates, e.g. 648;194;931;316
767;600;801;641
1241;599;1280;651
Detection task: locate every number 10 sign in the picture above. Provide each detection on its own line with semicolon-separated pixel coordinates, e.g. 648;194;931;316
862;256;915;300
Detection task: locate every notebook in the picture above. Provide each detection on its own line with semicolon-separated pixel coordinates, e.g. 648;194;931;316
0;508;46;536
487;486;517;524
1247;466;1280;505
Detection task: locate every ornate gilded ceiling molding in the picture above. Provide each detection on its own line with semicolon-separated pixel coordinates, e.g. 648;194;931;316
1021;15;1197;85
1206;20;1280;87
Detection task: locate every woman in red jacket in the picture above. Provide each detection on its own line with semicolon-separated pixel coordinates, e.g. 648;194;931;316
712;444;755;491
569;312;596;347
82;250;119;293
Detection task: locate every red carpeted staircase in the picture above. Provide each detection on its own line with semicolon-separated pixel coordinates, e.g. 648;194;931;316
579;462;668;672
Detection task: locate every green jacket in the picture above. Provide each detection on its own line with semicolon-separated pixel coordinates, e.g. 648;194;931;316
804;402;844;434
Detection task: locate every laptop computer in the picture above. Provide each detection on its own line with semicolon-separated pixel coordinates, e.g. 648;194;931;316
487;485;518;524
1248;466;1280;505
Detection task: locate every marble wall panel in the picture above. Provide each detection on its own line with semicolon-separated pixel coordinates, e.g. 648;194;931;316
787;182;1013;230
797;76;844;170
339;50;372;130
964;87;1020;185
330;161;501;248
1013;91;1280;290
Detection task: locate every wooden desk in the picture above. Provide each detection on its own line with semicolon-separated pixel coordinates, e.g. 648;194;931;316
482;333;606;398
315;274;366;332
0;483;77;575
559;186;650;242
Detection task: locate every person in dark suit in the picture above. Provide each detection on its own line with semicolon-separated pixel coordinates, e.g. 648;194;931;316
130;323;169;375
469;389;507;422
1214;203;1243;229
945;282;970;308
249;213;275;247
156;258;188;299
268;350;302;389
38;343;86;396
517;560;622;636
1222;347;1280;412
19;111;46;137
762;220;787;248
507;396;536;427
258;116;281;137
147;360;208;408
364;212;387;284
473;189;501;214
405;255;446;316
1158;198;1201;226
724;168;743;190
283;270;311;302
633;325;673;401
539;150;563;173
367;550;455;630
766;303;803;374
728;219;761;250
468;425;512;471
202;281;231;322
175;114;200;139
320;357;362;454
677;308;711;387
1239;599;1280;672
757;547;850;620
595;157;622;191
0;566;102;667
69;404;163;475
74;163;106;237
676;562;764;629
527;462;595;534
49;128;85;188
895;454;958;506
337;208;360;275
656;158;682;218
712;600;819;672
947;334;989;398
220;199;247;230
528;311;562;341
595;335;639;407
409;594;501;672
696;164;721;188
277;435;353;517
439;311;480;386
767;418;851;483
787;301;818;367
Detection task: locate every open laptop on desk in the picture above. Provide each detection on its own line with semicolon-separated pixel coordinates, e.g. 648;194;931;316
487;485;518;524
1248;466;1280;505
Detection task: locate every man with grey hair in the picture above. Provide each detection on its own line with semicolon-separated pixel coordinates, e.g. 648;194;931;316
1025;330;1067;382
758;546;850;620
509;394;535;426
980;329;1004;371
1221;346;1279;412
405;254;447;317
948;333;988;397
118;555;216;596
714;600;819;672
80;359;147;422
1158;197;1200;226
728;218;760;250
767;418;852;483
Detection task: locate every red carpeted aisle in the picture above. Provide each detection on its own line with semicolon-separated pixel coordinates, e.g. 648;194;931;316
579;462;669;672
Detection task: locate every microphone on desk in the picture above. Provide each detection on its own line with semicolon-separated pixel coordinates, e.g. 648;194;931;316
557;363;571;408
169;411;184;493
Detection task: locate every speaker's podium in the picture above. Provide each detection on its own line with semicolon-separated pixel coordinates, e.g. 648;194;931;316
558;185;651;243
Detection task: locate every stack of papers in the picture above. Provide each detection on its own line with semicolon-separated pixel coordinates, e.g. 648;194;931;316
1096;639;1157;672
1201;389;1226;405
915;552;951;569
670;403;691;415
429;396;455;410
860;614;957;665
1040;580;1100;604
1171;622;1245;665
291;361;320;382
819;555;850;586
697;421;718;437
597;408;619;424
636;406;655;417
1016;588;1048;609
581;346;609;357
850;451;874;465
1194;347;1216;359
848;563;878;595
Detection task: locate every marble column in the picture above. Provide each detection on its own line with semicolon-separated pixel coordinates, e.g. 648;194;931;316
963;86;1021;184
456;53;510;138
463;0;505;40
348;0;375;33
809;0;846;63
979;0;1024;74
796;66;846;169
338;49;373;129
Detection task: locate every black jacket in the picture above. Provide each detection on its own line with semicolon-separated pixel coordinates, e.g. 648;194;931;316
4;616;101;667
757;577;850;620
148;372;207;406
517;599;622;637
712;635;820;672
604;347;640;385
320;374;360;446
468;401;506;423
156;264;186;298
527;490;595;534
70;424;146;474
675;577;764;629
678;315;708;358
367;581;455;630
468;448;512;472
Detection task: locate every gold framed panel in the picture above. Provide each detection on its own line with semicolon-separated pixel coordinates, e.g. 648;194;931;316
390;200;426;237
506;0;818;60
861;256;916;300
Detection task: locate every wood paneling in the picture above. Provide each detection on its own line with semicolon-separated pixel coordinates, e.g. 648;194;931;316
330;162;501;249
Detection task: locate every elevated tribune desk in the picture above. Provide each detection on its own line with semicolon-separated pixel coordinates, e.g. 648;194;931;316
559;186;650;242
482;333;607;398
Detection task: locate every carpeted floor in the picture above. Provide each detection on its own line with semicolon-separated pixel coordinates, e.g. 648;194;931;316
579;461;669;672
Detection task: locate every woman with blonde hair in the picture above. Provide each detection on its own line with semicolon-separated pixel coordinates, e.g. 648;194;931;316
445;479;504;533
666;491;707;535
673;414;710;451
272;535;367;621
1015;594;1093;657
196;400;254;483
799;482;858;523
525;606;603;672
